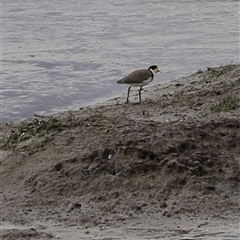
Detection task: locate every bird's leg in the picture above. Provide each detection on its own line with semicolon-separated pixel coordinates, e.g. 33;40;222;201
126;86;131;104
139;87;143;103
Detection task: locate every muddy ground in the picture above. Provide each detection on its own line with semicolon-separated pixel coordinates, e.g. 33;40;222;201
0;64;240;239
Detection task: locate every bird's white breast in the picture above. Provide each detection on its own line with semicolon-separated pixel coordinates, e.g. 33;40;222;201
130;77;153;87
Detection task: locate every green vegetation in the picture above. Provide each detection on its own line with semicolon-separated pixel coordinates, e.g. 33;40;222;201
91;110;117;124
207;64;238;77
0;111;76;149
211;96;239;113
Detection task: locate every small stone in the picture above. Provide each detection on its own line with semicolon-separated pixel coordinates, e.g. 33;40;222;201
67;202;82;212
215;89;223;95
159;200;167;208
54;162;63;171
206;159;213;167
167;160;178;168
133;201;147;211
192;161;200;166
205;185;216;191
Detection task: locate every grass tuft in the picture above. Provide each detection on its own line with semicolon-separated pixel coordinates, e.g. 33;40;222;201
211;96;239;113
0;112;76;149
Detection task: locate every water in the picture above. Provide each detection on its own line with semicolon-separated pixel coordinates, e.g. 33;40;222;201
1;0;239;123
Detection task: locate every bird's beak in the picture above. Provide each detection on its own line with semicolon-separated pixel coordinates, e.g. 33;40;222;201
157;68;161;73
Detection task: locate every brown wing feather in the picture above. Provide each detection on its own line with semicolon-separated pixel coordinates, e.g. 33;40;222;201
117;69;152;84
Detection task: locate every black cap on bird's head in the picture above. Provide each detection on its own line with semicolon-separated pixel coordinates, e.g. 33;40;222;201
148;65;161;73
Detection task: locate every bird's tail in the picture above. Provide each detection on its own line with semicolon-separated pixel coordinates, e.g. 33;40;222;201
117;78;125;84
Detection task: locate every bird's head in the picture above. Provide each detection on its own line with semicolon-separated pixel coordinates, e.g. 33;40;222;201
148;65;161;73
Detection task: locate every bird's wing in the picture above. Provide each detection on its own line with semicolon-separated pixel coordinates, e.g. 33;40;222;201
117;69;152;84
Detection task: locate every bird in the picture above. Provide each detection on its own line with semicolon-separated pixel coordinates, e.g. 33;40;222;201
117;65;161;103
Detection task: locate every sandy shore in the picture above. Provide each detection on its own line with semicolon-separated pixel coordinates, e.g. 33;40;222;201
1;64;240;239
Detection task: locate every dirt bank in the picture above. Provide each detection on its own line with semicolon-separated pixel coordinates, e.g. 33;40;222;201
1;64;240;239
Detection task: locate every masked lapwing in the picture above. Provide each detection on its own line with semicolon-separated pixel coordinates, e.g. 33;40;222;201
117;65;161;103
